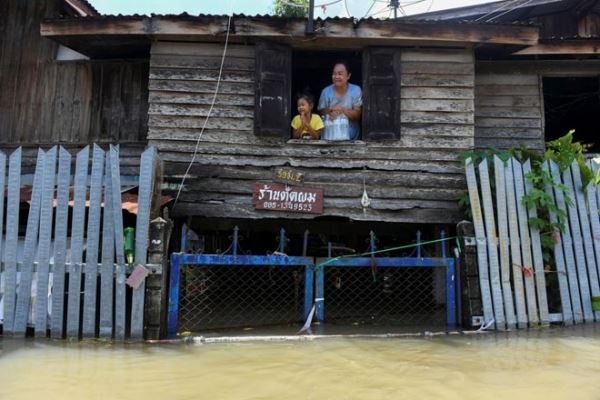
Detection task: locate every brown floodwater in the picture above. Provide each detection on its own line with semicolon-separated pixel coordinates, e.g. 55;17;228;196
1;325;600;400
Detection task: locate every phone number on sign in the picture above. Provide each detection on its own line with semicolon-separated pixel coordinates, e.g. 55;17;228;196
261;201;313;212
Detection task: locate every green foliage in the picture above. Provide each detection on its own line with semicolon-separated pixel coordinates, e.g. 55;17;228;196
272;0;308;17
545;130;595;188
458;147;513;166
459;131;598;267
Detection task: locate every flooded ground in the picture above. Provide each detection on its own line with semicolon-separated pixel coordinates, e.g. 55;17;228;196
1;325;600;400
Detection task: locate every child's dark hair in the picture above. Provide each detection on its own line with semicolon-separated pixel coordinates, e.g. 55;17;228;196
296;93;315;106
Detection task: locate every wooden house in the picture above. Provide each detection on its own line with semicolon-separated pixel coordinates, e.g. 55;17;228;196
406;0;600;153
6;0;599;253
0;0;148;178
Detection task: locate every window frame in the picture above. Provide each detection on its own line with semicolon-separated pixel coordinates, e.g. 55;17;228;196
254;42;401;142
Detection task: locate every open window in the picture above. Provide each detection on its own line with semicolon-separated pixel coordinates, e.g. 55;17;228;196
255;43;401;141
543;76;600;152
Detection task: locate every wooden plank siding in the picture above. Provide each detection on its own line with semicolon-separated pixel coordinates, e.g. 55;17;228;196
0;0;148;164
148;42;474;223
474;69;545;151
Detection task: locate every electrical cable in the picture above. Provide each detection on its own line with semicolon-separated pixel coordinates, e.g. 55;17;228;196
362;0;379;18
172;14;232;209
425;0;434;13
486;0;533;22
365;2;391;18
474;0;520;22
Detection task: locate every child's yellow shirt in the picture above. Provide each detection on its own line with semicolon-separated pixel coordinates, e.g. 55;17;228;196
291;114;324;135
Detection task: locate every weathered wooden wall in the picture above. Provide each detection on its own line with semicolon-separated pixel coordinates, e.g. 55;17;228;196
0;0;148;150
474;68;544;152
148;42;475;224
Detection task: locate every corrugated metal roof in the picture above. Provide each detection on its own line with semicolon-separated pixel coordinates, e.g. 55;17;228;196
543;35;600;40
401;0;570;21
46;12;536;26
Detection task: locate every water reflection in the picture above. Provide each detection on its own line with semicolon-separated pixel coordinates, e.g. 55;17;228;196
1;325;600;399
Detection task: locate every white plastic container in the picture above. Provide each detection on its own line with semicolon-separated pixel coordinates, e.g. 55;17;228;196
323;115;350;141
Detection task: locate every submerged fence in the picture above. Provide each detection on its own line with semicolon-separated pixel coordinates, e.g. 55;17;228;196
0;145;159;340
466;156;600;330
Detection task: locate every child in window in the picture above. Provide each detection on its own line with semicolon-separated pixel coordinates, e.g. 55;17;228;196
291;93;323;140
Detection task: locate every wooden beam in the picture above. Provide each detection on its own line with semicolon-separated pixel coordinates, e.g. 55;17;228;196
41;16;539;46
513;41;600;55
41;18;150;36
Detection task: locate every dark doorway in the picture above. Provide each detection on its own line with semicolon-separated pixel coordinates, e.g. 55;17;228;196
543;77;600;151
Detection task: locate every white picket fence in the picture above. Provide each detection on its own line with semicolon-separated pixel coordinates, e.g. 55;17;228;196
466;156;600;329
0;145;158;340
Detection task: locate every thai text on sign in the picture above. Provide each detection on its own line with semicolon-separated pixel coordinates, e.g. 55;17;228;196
252;183;323;214
274;168;304;185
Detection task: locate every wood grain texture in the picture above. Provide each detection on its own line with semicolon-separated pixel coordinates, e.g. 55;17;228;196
148;44;474;222
542;162;573;325
550;161;584;323
2;148;21;335
465;158;495;327
0;4;149;146
13;149;45;336
50;147;72;338
494;156;516;329
474;70;544;151
67;146;90;339
478;159;505;329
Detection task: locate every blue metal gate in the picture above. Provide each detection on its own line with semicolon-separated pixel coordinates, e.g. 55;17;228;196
167;227;457;337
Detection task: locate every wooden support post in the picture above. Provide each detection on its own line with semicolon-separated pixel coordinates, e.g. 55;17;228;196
144;214;173;339
457;220;482;328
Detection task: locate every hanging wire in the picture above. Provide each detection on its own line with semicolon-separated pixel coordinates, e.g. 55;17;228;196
343;0;352;17
474;0;520;22
425;0;434;13
365;2;391;18
362;0;379;18
173;14;232;208
486;0;534;22
474;0;515;22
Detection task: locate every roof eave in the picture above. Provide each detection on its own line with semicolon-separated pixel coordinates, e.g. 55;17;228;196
40;16;539;58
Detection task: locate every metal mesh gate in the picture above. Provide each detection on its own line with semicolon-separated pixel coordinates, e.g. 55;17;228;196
168;253;314;335
178;265;307;332
321;266;447;329
167;228;457;337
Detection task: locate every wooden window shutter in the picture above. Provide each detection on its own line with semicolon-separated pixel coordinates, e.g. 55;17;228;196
254;41;292;137
362;48;400;140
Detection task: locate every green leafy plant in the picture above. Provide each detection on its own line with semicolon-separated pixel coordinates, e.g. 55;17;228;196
545;130;594;188
521;167;570;264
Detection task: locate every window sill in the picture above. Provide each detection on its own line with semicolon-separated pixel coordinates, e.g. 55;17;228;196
286;139;366;146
